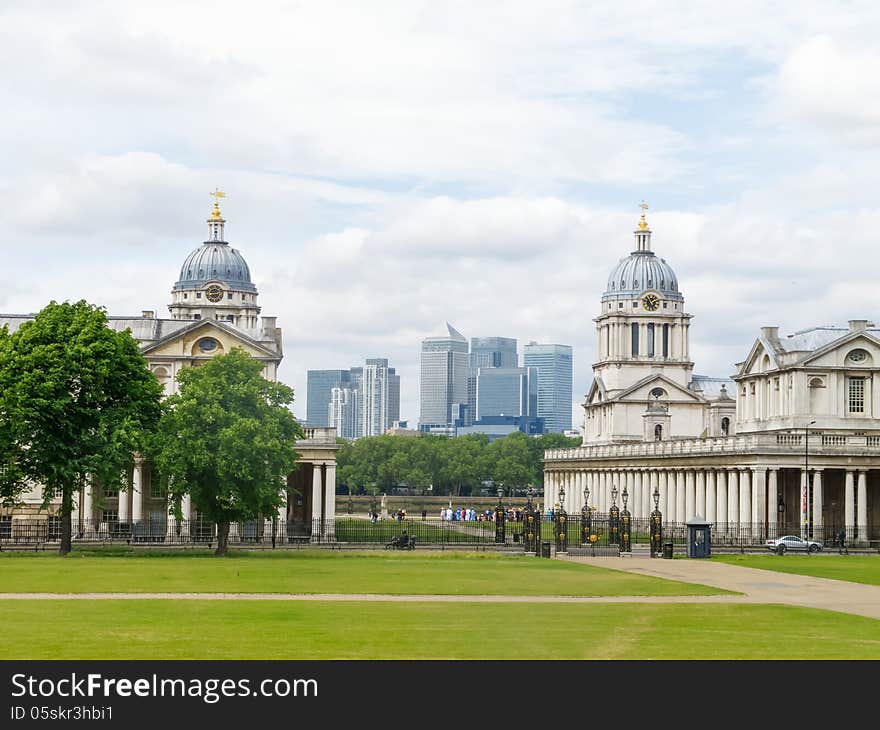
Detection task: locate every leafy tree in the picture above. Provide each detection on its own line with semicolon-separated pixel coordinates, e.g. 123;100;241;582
0;301;163;555
487;431;534;496
150;349;302;556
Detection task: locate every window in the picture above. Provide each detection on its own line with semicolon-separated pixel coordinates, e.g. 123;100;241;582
848;377;866;413
721;417;730;436
48;516;61;541
196;292;202;299
193;314;201;320
227;292;233;300
662;324;669;357
183;293;188;299
647;323;655;357
631;323;639;356
654;424;663;441
102;509;118;524
103;485;118;498
0;515;11;539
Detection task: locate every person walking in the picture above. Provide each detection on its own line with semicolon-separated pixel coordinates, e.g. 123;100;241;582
838;527;847;555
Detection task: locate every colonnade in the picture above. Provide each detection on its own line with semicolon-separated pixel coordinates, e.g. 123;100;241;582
543;466;870;539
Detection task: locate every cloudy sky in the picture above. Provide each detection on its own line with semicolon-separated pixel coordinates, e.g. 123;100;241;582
2;1;880;426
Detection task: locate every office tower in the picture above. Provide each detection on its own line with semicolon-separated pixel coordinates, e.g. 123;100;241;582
307;369;352;426
361;358;400;437
475;367;538;419
329;386;359;440
419;322;468;431
523;342;573;432
467;336;518;425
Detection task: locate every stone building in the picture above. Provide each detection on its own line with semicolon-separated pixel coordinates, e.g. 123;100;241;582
544;207;879;543
0;196;338;542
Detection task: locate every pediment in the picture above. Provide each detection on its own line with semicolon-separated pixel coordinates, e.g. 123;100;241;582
737;337;780;377
586;377;607;405
141;319;277;360
613;374;705;404
801;332;880;368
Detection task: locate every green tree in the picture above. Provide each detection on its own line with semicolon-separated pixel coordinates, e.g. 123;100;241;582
0;301;163;555
488;432;534;496
150;349;303;556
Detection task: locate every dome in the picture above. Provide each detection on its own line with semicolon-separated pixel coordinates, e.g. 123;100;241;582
173;242;257;293
602;251;682;302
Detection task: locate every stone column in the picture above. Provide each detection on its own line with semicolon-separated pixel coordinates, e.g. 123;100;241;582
118;481;130;524
812;470;823;541
658;470;668;521
696;470;706;518
165;496;178;542
753;468;767;540
705;470;716;524
716;469;728;527
739;469;751;540
675;470;685;523
642;470;651;518
857;471;867;545
633;471;642;518
82;482;94;535
667;470;676;522
767;469;778;538
685;469;695;521
325;463;336;540
800;469;809;539
310;464;325;542
845;470;855;532
727;469;739;528
180;493;192;538
131;458;145;523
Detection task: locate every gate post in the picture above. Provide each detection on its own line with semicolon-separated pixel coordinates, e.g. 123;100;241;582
580;483;593;546
494;488;506;544
620;487;632;554
650;487;663;557
523;489;539;555
554;484;568;554
609;485;620;546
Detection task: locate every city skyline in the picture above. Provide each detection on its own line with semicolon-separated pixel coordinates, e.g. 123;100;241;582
5;3;880;431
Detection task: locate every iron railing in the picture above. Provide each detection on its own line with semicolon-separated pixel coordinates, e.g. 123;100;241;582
0;516;875;549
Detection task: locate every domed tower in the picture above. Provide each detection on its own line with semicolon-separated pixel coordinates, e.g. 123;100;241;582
592;203;693;394
168;193;261;328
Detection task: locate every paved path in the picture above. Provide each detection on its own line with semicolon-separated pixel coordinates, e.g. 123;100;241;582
557;555;880;620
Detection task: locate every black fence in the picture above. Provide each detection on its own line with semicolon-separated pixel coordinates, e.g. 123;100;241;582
0;515;876;549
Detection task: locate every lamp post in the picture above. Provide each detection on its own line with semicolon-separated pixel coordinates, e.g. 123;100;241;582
804;420;816;539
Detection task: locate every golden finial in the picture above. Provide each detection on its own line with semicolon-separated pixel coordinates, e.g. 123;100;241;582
209;189;226;220
638;200;649;231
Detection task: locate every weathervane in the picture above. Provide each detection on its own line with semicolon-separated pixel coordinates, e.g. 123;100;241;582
209;189;226;220
638;200;649;231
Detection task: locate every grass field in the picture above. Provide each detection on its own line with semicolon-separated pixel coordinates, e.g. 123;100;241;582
713;554;880;586
2;599;878;659
0;550;726;596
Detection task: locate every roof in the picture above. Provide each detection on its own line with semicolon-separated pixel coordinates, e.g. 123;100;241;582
603;251;683;302
779;326;880;353
689;375;735;399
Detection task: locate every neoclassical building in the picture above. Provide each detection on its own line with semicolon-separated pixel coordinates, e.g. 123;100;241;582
544;208;879;543
1;196;338;542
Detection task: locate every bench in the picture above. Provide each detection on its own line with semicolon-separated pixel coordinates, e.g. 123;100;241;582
385;536;417;550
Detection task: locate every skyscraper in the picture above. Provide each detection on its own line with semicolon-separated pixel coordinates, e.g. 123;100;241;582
307;369;352;427
523;342;573;432
309;359;399;437
467;336;518;425
475;366;538;419
419;322;468;432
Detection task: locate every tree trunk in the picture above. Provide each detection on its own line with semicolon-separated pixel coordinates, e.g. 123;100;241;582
59;487;73;556
215;521;230;556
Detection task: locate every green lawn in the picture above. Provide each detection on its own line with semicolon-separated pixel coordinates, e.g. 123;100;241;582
2;599;877;659
0;551;726;596
713;554;880;586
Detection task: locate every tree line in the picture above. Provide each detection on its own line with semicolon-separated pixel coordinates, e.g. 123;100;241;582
337;431;580;497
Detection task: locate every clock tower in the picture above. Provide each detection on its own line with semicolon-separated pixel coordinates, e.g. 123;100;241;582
168;192;262;328
592;204;693;394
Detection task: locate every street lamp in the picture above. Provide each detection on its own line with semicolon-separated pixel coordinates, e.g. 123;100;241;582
804;420;816;538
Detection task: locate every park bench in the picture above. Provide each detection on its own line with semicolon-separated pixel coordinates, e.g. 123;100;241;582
385;535;417;550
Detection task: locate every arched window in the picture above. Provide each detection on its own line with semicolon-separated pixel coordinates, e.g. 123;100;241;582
654;424;663;441
721;417;730;436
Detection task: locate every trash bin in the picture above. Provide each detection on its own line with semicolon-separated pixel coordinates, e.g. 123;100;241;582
662;541;674;559
541;541;551;558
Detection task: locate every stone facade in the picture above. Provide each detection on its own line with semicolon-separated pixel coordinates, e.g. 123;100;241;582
545;209;879;544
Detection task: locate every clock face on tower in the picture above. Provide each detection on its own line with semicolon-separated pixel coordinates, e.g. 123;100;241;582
205;285;224;303
642;293;660;311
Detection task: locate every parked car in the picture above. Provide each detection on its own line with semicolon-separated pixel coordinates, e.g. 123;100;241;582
765;535;823;554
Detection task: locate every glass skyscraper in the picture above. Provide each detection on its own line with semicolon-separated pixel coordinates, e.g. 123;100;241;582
467;336;518;425
307;369;352;427
308;360;399;437
419;322;468;431
523;342;573;433
475;366;538;419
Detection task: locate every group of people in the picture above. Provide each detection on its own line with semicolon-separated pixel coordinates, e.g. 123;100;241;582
438;507;530;522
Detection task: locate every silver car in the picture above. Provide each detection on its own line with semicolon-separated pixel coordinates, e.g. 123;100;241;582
765;535;823;554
